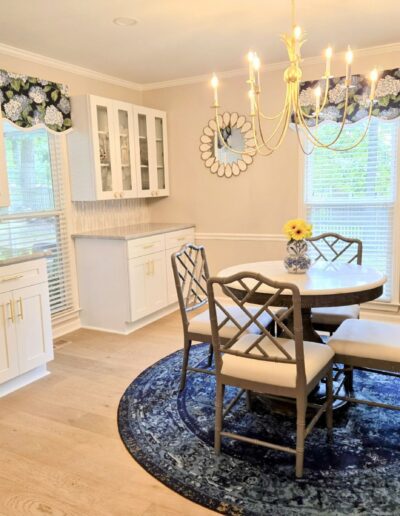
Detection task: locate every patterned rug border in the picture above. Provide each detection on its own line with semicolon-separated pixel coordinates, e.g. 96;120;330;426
117;344;231;515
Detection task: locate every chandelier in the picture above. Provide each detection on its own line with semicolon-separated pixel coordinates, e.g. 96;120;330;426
210;0;379;155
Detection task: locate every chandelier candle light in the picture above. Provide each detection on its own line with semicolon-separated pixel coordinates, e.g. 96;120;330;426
210;0;379;155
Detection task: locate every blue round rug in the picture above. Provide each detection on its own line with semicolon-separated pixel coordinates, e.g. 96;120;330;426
117;344;400;515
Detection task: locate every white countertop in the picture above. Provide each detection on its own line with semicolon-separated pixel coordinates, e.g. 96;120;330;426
0;251;49;267
218;260;387;296
72;223;195;241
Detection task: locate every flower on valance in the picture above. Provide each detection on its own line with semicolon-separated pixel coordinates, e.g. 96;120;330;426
0;70;72;133
298;68;400;126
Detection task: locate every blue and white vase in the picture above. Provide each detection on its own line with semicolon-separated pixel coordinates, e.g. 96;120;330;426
284;239;311;274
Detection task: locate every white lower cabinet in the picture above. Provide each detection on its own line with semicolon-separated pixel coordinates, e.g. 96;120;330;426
74;226;195;334
0;258;53;396
128;251;167;321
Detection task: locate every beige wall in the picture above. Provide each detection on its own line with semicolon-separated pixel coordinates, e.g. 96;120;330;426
144;49;400;273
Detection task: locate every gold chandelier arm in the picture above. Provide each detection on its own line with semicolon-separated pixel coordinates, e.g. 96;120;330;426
253;98;292;155
322;105;374;152
254;85;291;147
293;118;315;155
294;84;351;148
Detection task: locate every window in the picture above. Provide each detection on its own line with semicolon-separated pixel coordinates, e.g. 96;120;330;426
0;122;73;315
303;117;399;303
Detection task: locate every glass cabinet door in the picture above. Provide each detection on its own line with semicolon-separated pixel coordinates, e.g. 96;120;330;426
95;104;114;193
116;107;135;196
138;114;150;192
155;116;166;190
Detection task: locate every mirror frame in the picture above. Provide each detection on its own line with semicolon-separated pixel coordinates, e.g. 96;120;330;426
199;112;256;178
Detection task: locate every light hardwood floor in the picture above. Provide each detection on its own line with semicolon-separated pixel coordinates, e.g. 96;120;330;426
0;311;215;516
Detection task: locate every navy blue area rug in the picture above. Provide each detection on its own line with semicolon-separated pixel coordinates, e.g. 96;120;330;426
117;344;400;515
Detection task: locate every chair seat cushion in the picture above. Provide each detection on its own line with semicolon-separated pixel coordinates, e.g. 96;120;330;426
328;319;400;363
311;305;360;326
188;305;272;339
221;334;334;389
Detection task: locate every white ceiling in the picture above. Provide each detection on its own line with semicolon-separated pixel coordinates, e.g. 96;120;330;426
0;0;399;85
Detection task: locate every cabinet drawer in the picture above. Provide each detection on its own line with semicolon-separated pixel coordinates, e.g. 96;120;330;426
127;234;165;259
165;229;195;250
0;259;48;294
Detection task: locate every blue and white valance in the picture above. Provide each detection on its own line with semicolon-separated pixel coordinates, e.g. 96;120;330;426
298;68;400;126
0;69;72;133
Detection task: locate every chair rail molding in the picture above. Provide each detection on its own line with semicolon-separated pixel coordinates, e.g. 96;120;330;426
195;232;286;242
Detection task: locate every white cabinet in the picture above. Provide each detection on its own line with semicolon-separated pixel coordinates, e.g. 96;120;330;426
0;258;53;396
74;226;194;334
67;95;137;201
134;107;169;198
128;251;167;321
67;96;169;201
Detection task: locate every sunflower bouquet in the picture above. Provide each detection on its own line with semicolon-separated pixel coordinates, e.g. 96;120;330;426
283;218;313;241
283;219;313;273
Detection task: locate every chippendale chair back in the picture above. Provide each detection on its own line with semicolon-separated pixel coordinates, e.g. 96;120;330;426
171;243;210;328
207;271;306;389
307;232;362;265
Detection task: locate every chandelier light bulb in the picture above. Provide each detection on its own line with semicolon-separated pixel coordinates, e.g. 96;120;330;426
314;85;322;98
247;51;255;63
325;47;333;60
293;25;302;40
211;74;219;89
370;68;378;82
253;55;261;71
345;47;353;65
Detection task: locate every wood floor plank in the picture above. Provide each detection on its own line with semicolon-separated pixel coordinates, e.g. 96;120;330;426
0;311;215;515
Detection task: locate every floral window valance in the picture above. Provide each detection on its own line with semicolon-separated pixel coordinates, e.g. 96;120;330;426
0;70;72;133
298;68;400;127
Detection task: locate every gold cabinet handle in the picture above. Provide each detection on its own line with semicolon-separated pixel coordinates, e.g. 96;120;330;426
0;273;23;283
143;244;154;250
17;297;23;320
7;300;15;323
151;260;155;275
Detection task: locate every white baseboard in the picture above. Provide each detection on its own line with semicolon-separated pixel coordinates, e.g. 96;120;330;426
52;309;81;339
0;365;49;397
81;303;179;336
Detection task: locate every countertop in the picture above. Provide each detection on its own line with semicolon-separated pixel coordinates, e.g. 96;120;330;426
0;251;49;267
72;223;195;241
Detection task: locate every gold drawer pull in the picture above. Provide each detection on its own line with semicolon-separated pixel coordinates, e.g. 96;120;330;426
17;297;23;320
0;274;23;283
177;237;186;242
7;300;15;323
143;244;155;249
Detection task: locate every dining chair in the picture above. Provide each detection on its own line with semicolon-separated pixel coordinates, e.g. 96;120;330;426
171;244;273;391
328;319;400;411
306;232;363;334
207;271;334;478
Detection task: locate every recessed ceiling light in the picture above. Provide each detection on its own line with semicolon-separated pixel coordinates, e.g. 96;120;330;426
113;17;138;27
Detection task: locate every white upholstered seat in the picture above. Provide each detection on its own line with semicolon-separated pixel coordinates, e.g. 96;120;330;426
221;334;334;389
311;305;360;326
188;305;272;339
328;319;400;362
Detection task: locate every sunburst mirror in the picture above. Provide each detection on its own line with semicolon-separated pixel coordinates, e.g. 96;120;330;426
199;112;256;178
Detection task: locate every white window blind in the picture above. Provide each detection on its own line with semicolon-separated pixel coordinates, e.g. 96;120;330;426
0;121;74;315
304;117;399;303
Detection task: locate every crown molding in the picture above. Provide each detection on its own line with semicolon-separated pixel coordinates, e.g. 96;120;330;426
0;42;144;91
142;41;400;91
0;40;399;94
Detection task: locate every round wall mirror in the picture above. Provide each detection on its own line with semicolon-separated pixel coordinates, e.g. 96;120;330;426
200;112;256;178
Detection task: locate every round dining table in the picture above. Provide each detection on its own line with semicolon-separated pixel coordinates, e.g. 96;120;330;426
218;260;387;344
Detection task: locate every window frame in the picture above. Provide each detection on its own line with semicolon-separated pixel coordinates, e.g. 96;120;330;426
0;121;79;319
298;118;400;311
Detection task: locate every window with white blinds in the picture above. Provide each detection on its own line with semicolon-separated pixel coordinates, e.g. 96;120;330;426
304;117;399;303
0;121;73;315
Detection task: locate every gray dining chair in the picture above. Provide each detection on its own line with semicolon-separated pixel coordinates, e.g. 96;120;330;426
328;319;400;411
207;271;334;478
306;232;363;334
171;244;273;391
